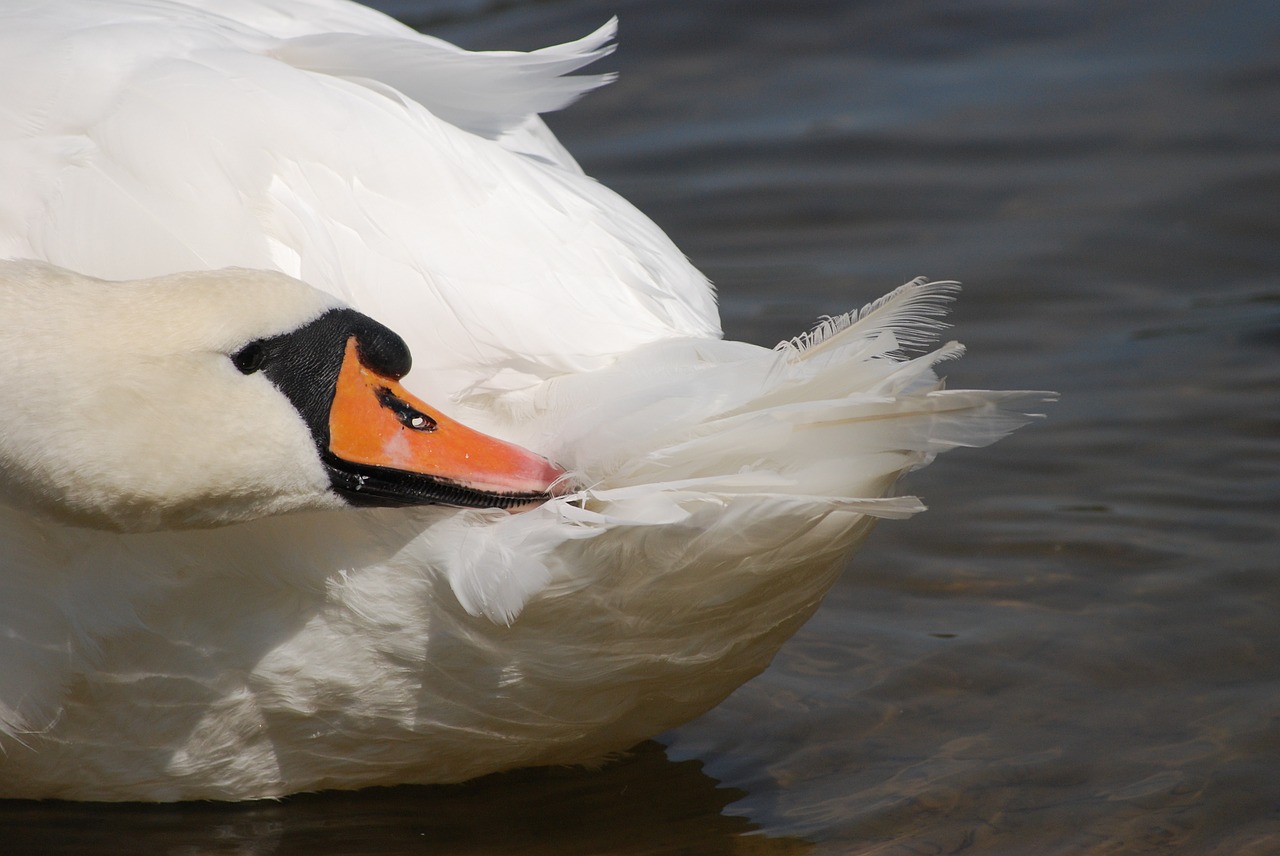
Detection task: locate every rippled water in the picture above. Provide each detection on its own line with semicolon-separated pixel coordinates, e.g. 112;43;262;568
7;0;1279;853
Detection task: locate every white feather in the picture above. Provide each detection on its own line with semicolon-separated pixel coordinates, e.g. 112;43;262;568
782;276;961;357
271;18;618;139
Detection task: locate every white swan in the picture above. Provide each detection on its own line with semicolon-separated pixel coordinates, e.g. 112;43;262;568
0;0;1048;801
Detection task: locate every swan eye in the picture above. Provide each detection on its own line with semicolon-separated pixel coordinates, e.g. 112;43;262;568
232;341;266;374
375;387;438;432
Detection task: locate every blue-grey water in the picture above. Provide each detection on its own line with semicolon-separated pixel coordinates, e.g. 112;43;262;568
6;0;1279;853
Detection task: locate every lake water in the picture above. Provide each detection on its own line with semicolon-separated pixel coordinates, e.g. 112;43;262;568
6;0;1278;853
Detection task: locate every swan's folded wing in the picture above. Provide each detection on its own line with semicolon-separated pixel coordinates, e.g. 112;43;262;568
0;3;717;396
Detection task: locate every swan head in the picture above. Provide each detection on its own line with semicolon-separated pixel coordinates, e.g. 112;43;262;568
0;261;565;531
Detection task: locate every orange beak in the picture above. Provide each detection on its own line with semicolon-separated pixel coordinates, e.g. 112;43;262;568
328;338;566;508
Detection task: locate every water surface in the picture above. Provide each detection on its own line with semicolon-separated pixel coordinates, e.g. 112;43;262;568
6;0;1279;853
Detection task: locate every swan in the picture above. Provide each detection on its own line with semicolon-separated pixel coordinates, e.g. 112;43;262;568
0;0;1049;801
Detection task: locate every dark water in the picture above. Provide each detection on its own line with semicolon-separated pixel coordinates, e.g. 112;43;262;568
7;0;1279;852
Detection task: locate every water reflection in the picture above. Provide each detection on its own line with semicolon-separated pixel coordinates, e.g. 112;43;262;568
2;742;810;855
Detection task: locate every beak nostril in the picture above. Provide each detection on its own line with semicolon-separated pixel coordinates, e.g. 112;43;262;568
374;386;438;432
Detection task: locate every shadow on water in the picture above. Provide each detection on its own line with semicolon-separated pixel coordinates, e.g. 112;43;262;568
0;742;811;856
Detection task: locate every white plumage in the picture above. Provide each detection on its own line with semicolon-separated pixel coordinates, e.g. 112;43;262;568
0;0;1049;800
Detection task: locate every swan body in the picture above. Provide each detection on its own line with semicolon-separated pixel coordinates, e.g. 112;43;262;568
0;0;1048;801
